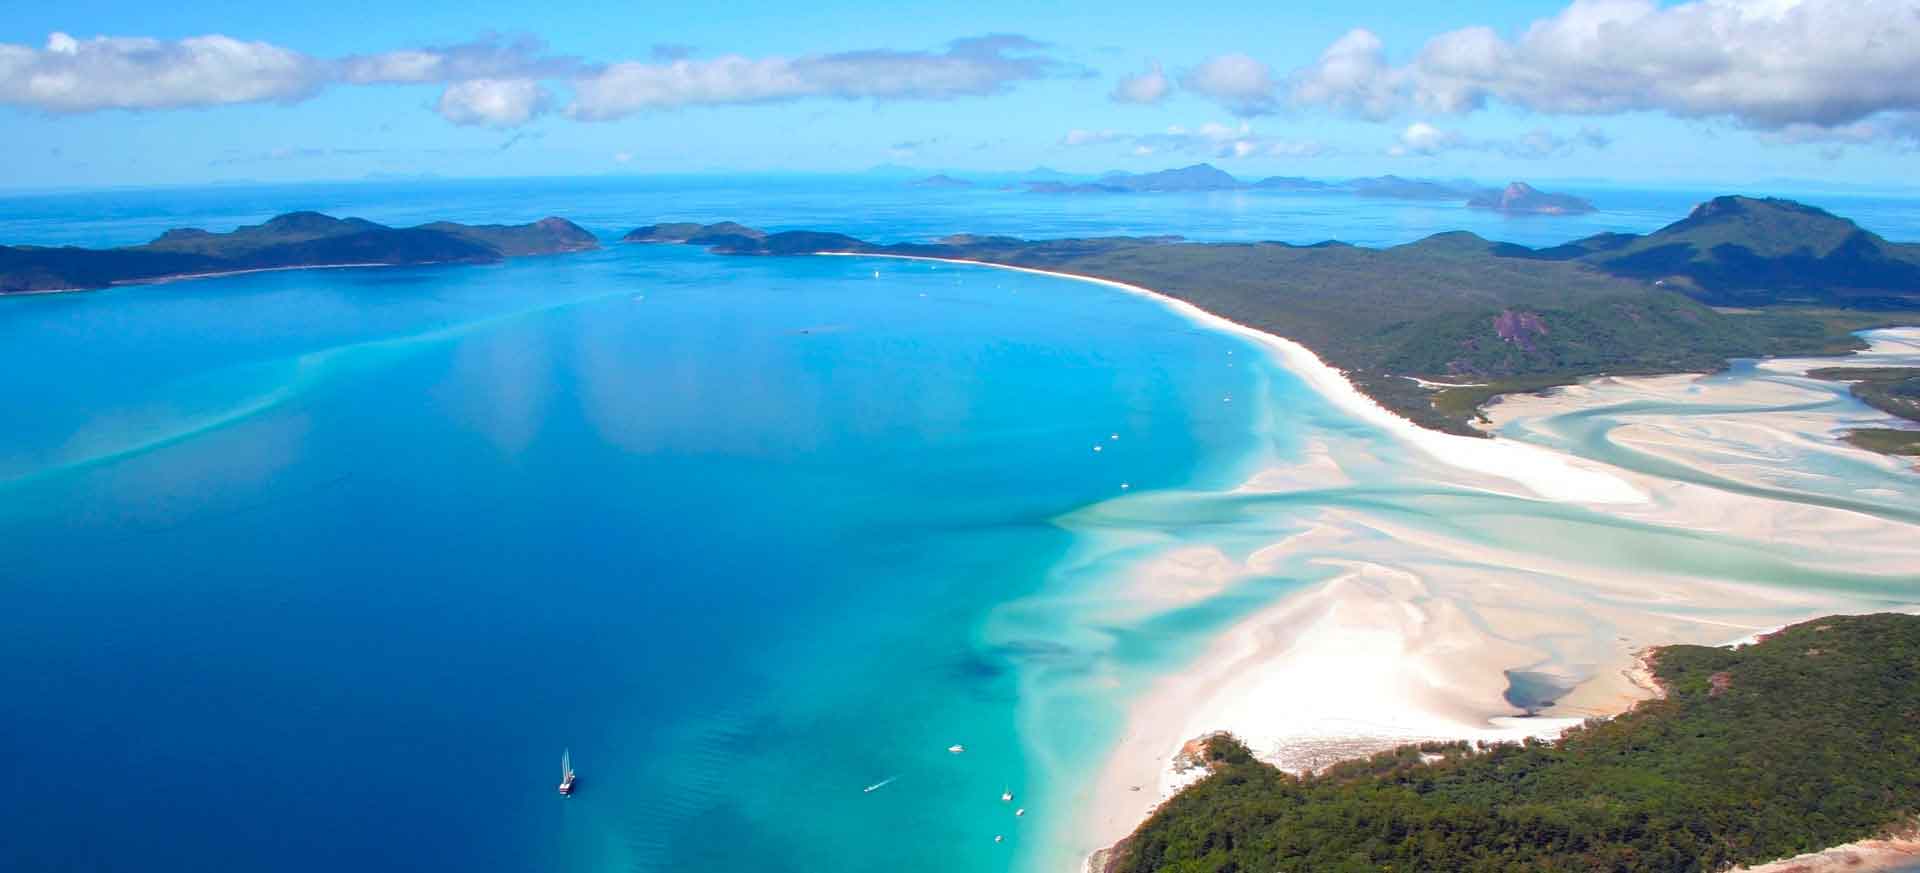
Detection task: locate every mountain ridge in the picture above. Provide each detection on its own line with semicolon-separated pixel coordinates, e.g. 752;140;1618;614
0;212;599;293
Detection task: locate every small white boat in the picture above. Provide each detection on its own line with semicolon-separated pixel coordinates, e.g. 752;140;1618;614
947;744;966;754
1001;789;1013;803
557;748;577;797
863;776;898;794
1015;808;1026;817
993;835;1004;844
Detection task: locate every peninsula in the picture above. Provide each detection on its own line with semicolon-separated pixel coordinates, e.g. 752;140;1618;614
1808;366;1920;454
1101;613;1920;873
624;195;1920;435
0;212;599;294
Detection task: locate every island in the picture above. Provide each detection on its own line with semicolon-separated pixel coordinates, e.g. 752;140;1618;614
1095;613;1920;873
1025;164;1245;194
1344;174;1484;201
1019;164;1573;205
0;211;599;294
620;195;1920;436
1468;181;1596;214
909;174;975;188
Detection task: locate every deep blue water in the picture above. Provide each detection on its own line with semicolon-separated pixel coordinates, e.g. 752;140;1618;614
4;176;1918;873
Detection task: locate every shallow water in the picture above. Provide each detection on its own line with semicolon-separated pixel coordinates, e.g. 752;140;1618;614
3;179;1918;873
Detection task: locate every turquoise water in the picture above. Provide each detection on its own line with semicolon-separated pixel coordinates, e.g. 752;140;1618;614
4;178;1918;873
0;231;1308;872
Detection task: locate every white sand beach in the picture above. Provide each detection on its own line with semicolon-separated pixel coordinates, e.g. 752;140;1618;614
824;255;1920;873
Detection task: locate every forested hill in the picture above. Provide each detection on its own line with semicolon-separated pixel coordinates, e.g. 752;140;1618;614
1108;613;1920;873
0;212;598;293
1501;196;1920;309
621;196;1919;435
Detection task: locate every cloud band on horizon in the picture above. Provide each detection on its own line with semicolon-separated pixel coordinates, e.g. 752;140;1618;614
0;31;1073;128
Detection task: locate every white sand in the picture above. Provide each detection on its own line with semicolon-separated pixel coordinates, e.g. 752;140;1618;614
819;254;1920;872
1730;825;1920;873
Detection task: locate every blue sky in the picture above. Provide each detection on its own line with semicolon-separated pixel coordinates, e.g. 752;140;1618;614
4;0;1918;189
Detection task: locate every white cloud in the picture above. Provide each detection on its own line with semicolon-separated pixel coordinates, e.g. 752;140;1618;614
1286;0;1920;139
1111;61;1169;104
1758;113;1920;148
436;78;549;128
0;30;1065;129
1179;53;1277;116
339;35;582;85
1387;121;1614;157
1285;29;1404;120
566;34;1062;120
1390;121;1458;156
0;31;324;111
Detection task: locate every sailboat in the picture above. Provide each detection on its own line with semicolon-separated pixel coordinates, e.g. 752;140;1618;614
558;748;578;796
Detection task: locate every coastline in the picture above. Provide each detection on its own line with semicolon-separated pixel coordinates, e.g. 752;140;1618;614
0;262;405;298
1728;823;1920;873
819;254;1920;873
820;252;1645;505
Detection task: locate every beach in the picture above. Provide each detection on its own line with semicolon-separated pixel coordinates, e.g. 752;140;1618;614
859;255;1920;872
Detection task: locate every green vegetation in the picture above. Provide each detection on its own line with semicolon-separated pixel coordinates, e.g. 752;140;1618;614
1107;613;1920;873
0;212;597;293
1804;366;1920;456
1806;367;1920;423
1842;429;1920;456
638;196;1919;435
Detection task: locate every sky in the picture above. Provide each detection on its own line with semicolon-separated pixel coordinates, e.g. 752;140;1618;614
3;0;1919;190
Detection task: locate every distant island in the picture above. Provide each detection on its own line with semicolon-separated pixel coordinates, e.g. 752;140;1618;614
1014;163;1586;211
0;212;598;294
1469;181;1596;214
1099;613;1920;873
909;174;975;189
619;195;1920;438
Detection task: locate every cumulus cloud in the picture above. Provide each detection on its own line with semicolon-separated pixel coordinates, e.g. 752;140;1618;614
0;31;325;111
1110;61;1169;104
1;30;1066;129
1390;121;1458;156
1387;121;1614;158
338;34;584;85
1287;0;1920;139
567;34;1064;120
1284;29;1404;120
1063;121;1327;159
1179;53;1277;116
436;78;549;127
1758;113;1920;148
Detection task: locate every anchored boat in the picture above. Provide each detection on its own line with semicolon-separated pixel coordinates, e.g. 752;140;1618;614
558;748;577;796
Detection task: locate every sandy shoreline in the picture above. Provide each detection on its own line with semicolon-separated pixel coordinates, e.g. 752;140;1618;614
822;253;1920;873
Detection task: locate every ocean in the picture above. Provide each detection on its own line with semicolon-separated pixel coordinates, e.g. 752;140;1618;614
2;175;1917;873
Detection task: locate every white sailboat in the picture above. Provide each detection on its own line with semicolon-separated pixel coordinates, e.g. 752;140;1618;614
558;748;577;796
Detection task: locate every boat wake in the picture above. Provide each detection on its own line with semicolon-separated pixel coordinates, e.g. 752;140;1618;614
862;776;899;794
